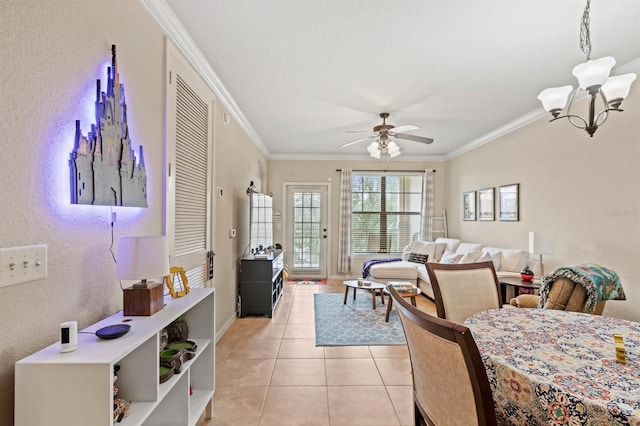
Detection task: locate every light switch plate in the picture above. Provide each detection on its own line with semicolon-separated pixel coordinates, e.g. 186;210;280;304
0;244;47;288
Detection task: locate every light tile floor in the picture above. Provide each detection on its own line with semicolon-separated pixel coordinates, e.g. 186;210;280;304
198;279;436;426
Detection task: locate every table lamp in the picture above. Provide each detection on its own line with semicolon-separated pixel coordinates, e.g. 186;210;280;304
528;231;554;277
116;235;170;316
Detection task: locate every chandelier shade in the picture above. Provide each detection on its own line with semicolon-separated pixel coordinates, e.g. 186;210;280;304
537;86;573;115
601;74;637;107
571;57;616;92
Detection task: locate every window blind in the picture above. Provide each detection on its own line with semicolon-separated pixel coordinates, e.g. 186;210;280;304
351;173;423;254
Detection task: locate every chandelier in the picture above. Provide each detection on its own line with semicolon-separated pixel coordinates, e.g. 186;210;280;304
537;0;636;137
366;133;400;160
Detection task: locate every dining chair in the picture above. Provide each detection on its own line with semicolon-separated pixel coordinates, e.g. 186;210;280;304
388;285;498;426
426;261;502;325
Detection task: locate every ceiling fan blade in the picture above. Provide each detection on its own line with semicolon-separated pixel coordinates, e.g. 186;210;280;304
389;124;418;134
394;133;434;144
341;136;375;148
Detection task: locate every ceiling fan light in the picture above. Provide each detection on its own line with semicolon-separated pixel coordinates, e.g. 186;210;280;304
388;142;400;155
601;73;637;105
538;86;573;113
572;56;615;92
370;150;381;159
389;151;401;158
366;142;379;154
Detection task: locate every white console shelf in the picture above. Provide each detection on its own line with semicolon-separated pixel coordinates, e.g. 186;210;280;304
15;288;215;426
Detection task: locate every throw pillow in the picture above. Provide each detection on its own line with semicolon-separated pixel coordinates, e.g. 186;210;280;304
459;251;481;264
480;250;501;270
477;251;501;270
455;243;484;255
408;253;429;264
440;250;463;264
500;249;528;272
412;241;437;262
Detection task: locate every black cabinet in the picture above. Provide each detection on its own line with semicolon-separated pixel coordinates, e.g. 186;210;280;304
239;250;285;317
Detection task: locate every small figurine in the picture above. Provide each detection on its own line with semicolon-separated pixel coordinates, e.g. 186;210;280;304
614;333;626;364
113;365;131;422
520;266;534;281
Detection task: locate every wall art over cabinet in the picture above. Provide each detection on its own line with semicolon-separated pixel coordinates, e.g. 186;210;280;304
69;45;148;207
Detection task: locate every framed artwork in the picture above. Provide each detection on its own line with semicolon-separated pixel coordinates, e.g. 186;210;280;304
463;191;476;221
499;184;519;221
477;187;495;221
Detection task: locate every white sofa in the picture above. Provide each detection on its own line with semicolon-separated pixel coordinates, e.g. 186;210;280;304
367;237;536;299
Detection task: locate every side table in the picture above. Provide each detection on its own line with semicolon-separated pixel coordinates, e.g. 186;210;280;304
499;277;541;303
383;286;422;322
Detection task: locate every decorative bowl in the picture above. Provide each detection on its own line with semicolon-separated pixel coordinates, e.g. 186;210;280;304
159;360;175;384
160;348;183;373
521;273;534;281
166;340;197;353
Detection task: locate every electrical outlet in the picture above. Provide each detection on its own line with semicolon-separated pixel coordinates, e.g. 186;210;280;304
0;244;47;288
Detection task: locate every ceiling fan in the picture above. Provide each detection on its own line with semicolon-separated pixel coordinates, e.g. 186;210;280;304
341;113;434;155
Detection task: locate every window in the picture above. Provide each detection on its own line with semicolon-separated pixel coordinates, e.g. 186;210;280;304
351;173;423;253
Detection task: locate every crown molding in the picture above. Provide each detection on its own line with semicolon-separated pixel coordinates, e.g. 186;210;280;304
269;153;447;162
138;0;270;157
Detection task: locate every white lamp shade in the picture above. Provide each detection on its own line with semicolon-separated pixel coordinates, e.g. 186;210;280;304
366;142;379;154
369;150;381;159
538;86;573;112
601;73;637;102
388;141;400;154
115;235;170;280
528;231;554;255
572;56;615;90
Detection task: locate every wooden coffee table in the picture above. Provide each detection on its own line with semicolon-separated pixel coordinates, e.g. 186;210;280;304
383;285;422;322
343;280;386;309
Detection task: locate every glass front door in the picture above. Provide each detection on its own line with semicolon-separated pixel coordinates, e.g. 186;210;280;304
285;185;328;279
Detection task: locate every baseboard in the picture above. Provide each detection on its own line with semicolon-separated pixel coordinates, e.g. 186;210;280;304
216;312;236;343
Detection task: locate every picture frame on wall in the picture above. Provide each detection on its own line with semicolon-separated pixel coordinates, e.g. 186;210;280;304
477;187;494;221
499;184;519;221
463;191;476;221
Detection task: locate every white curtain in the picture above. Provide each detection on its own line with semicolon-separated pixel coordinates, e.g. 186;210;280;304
337;168;352;273
421;170;434;242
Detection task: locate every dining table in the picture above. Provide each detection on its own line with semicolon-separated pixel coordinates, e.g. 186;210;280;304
464;308;640;425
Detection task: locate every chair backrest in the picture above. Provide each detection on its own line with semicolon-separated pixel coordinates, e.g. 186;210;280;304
427;261;502;325
388;286;497;426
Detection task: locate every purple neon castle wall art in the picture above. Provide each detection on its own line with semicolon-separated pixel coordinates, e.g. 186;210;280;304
69;45;148;207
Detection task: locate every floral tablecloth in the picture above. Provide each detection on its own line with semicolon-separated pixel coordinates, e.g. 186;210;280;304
464;308;640;425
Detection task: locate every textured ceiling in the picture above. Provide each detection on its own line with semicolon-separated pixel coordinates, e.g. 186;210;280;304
157;0;640;161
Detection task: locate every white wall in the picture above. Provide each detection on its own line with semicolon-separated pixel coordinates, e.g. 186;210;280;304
0;1;263;423
212;109;268;335
0;1;164;422
445;83;640;321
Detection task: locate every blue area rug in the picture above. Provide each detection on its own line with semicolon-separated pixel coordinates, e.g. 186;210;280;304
314;292;406;346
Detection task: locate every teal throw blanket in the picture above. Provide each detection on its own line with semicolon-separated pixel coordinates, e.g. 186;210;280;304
539;264;626;313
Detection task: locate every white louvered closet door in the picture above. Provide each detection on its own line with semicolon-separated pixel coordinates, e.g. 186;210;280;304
165;42;215;288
